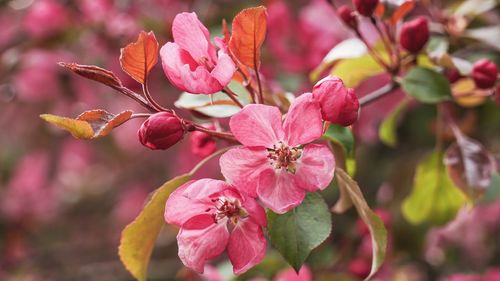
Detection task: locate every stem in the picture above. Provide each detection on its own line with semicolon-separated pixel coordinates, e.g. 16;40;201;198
189;146;233;176
222;87;244;108
142;82;170;112
117;86;158;112
130;113;152;119
191;123;238;143
254;66;264;104
355;29;391;71
359;81;399;107
370;17;395;68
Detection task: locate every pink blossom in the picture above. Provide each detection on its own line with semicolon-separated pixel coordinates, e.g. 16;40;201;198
220;93;335;214
160;12;236;94
23;0;70;39
164;179;267;274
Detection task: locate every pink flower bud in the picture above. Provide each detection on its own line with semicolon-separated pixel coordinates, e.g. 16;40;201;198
399;16;430;53
353;0;379;17
138;112;185;150
312;76;359;126
190;126;217;157
472;59;498;89
338;5;357;29
348;258;370;279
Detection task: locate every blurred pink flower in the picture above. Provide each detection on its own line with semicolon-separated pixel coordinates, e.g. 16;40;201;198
190;124;217;158
13;49;70;102
165;179;267;274
275;266;312;281
112;183;149;226
23;0;70;39
266;0;348;73
1;152;58;224
160;12;236;94
220;93;335;214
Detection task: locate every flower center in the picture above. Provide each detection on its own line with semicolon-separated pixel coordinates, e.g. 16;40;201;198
211;197;246;226
267;142;302;174
198;56;215;71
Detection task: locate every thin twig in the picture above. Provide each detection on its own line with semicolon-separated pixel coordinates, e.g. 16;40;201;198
142;82;170;112
130;113;152;119
118;86;158;112
359;82;399;107
222;87;244;108
191;123;238;143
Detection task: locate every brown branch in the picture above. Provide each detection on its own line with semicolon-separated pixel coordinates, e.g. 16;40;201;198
359;82;399;107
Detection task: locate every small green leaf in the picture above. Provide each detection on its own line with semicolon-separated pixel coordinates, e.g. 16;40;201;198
322;125;355;156
402;151;467;226
379;99;410;147
335;169;387;281
119;174;191;281
267;193;332;271
401;67;452;103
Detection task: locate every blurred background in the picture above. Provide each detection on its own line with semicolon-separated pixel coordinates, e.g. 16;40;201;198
0;0;499;280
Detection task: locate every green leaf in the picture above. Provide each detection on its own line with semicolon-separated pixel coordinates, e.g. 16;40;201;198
454;0;497;18
401;67;452;103
119;174;191;281
335;169;387;281
379;99;410;147
322;125;355;156
402;151;467;226
267;193;332;271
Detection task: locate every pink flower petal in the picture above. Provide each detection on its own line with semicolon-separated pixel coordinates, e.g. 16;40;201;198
229;104;284;147
177;214;230;273
295;144;335;192
240;193;267;227
165;179;231;226
220;147;273;198
257;170;306;214
211;50;236;87
172;12;216;61
283;93;323;146
160;42;223;94
228;219;267;274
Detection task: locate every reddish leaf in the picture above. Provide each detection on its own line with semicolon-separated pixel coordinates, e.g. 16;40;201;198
229;6;267;69
120;31;159;84
390;1;415;25
41;110;133;140
445;126;496;199
59;62;123;89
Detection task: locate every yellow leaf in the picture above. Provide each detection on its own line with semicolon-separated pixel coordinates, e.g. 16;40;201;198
119;174;191;281
331;54;385;88
40;114;94;139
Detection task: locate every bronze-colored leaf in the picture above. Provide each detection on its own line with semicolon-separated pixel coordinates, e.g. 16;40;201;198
445;126;496;199
59;62;123;89
120;31;159;84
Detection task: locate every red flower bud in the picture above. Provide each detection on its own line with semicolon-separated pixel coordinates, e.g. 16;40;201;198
338;5;357;29
353;0;379;17
190;126;217;157
399;16;429;53
348;258;371;279
312;76;359;126
472;59;498;89
138;112;185;150
445;68;461;83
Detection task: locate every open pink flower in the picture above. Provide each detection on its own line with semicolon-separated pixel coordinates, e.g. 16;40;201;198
160;12;236;94
220;93;335;214
165;179;267;274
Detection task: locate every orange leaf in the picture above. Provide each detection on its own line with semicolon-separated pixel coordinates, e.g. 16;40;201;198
229;6;267;69
59;62;123;89
390;1;415;25
120;31;159;84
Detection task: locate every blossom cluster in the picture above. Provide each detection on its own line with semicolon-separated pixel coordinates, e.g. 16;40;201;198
149;12;356;273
